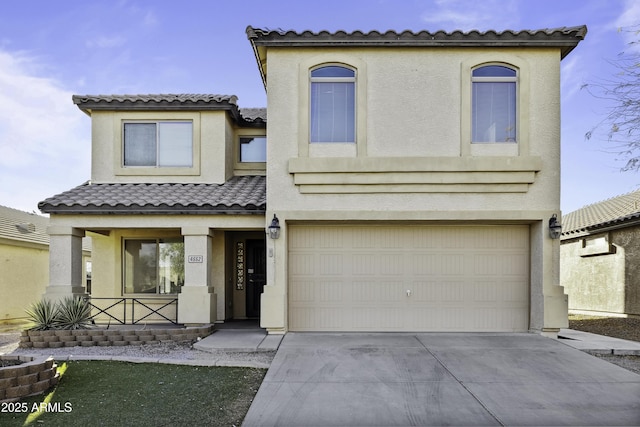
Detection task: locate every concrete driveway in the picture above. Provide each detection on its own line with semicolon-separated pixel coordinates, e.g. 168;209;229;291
243;333;640;426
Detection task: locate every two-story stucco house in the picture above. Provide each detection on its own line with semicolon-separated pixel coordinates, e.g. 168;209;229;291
38;25;586;336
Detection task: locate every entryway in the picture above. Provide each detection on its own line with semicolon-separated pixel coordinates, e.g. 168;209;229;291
245;239;266;318
228;233;266;321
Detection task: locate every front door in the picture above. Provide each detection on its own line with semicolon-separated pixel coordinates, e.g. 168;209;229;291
245;239;266;318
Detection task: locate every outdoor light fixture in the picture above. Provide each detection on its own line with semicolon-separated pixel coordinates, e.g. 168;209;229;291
549;214;562;239
268;214;281;239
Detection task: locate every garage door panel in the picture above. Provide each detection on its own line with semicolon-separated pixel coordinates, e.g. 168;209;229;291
289;225;529;332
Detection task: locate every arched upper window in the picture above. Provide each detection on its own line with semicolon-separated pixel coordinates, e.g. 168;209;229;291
472;65;517;143
310;65;356;143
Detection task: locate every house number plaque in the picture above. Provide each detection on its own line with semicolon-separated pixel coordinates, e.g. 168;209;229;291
236;241;245;290
188;255;203;263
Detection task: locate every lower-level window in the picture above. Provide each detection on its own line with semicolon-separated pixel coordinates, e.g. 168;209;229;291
123;238;184;294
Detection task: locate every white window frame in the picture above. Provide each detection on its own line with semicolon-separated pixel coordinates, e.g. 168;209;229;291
309;65;356;144
460;56;530;157
471;65;518;144
122;121;193;168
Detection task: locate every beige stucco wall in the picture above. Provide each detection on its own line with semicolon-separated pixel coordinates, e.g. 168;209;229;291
0;241;49;321
265;47;561;214
89;110;238;184
561;228;640;316
261;46;566;334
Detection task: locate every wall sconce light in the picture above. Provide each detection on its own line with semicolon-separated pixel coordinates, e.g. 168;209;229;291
268;214;281;239
549;214;562;239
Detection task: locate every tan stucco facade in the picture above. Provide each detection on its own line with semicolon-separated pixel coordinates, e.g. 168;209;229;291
41;27;584;333
0;239;49;321
41;96;268;325
561;228;640;316
260;45;567;335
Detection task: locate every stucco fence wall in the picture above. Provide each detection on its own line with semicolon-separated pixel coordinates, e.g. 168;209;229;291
19;325;214;349
561;227;640;316
0;356;58;402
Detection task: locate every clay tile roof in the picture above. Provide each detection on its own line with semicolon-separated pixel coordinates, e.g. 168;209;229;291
0;205;50;246
73;93;238;108
246;26;586;56
72;94;266;127
247;26;587;87
562;188;640;238
240;107;267;123
38;176;266;215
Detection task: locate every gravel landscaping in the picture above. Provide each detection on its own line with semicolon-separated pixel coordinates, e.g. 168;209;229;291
0;315;638;373
0;330;275;367
568;314;640;374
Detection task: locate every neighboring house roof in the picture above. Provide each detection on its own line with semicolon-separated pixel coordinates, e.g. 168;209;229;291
562;188;640;238
0;205;50;246
38;176;266;215
246;25;588;87
72;94;266;126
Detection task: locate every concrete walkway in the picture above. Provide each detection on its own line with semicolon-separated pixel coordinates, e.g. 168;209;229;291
559;328;640;355
242;332;640;426
193;328;282;353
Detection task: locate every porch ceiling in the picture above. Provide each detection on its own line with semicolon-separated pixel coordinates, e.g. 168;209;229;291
38;176;266;215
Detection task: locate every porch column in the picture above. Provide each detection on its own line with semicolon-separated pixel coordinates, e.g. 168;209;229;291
178;227;216;325
43;226;86;303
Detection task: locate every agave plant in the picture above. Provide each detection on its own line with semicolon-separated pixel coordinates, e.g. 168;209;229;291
25;299;58;331
53;297;93;330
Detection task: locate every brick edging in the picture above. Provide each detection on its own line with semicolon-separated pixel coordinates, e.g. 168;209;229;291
18;325;215;349
0;356;58;402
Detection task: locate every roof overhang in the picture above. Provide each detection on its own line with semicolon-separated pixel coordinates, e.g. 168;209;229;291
246;25;588;88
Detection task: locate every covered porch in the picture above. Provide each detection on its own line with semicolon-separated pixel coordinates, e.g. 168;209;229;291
37;177;267;326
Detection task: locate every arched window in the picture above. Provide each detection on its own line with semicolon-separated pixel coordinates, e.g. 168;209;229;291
472;65;517;143
310;65;355;143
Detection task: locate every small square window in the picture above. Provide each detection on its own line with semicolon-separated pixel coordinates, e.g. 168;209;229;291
239;137;267;162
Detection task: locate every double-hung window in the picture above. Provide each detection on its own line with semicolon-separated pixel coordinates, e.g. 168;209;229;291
123;239;184;295
310;65;356;143
472;65;517;143
123;121;193;167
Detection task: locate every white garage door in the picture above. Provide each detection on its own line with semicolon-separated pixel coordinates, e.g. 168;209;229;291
288;225;529;332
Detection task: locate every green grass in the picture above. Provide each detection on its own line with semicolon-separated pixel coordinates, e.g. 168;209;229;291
0;361;266;427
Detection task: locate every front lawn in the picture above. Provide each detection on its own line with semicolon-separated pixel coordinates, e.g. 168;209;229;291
0;361;265;427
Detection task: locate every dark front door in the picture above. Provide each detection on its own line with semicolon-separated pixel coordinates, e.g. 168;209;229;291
245;239;266;318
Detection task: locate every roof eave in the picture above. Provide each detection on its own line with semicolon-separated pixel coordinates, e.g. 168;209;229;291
246;26;587;80
39;205;266;215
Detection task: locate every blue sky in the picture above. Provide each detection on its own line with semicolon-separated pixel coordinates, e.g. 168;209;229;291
1;0;639;214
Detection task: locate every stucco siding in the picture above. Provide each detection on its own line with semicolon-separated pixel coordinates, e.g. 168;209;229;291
90;110;229;184
561;228;640;316
0;243;49;321
265;47;561;215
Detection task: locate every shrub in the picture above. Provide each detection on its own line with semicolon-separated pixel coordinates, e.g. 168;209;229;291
25;297;93;330
25;299;58;331
54;297;93;330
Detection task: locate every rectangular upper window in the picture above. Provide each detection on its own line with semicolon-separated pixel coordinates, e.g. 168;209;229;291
472;65;517;143
310;66;355;143
239;136;267;162
123;238;184;295
123;122;193;167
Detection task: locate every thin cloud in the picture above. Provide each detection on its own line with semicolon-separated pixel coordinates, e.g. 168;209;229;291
0;49;90;212
420;0;519;31
86;35;127;49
